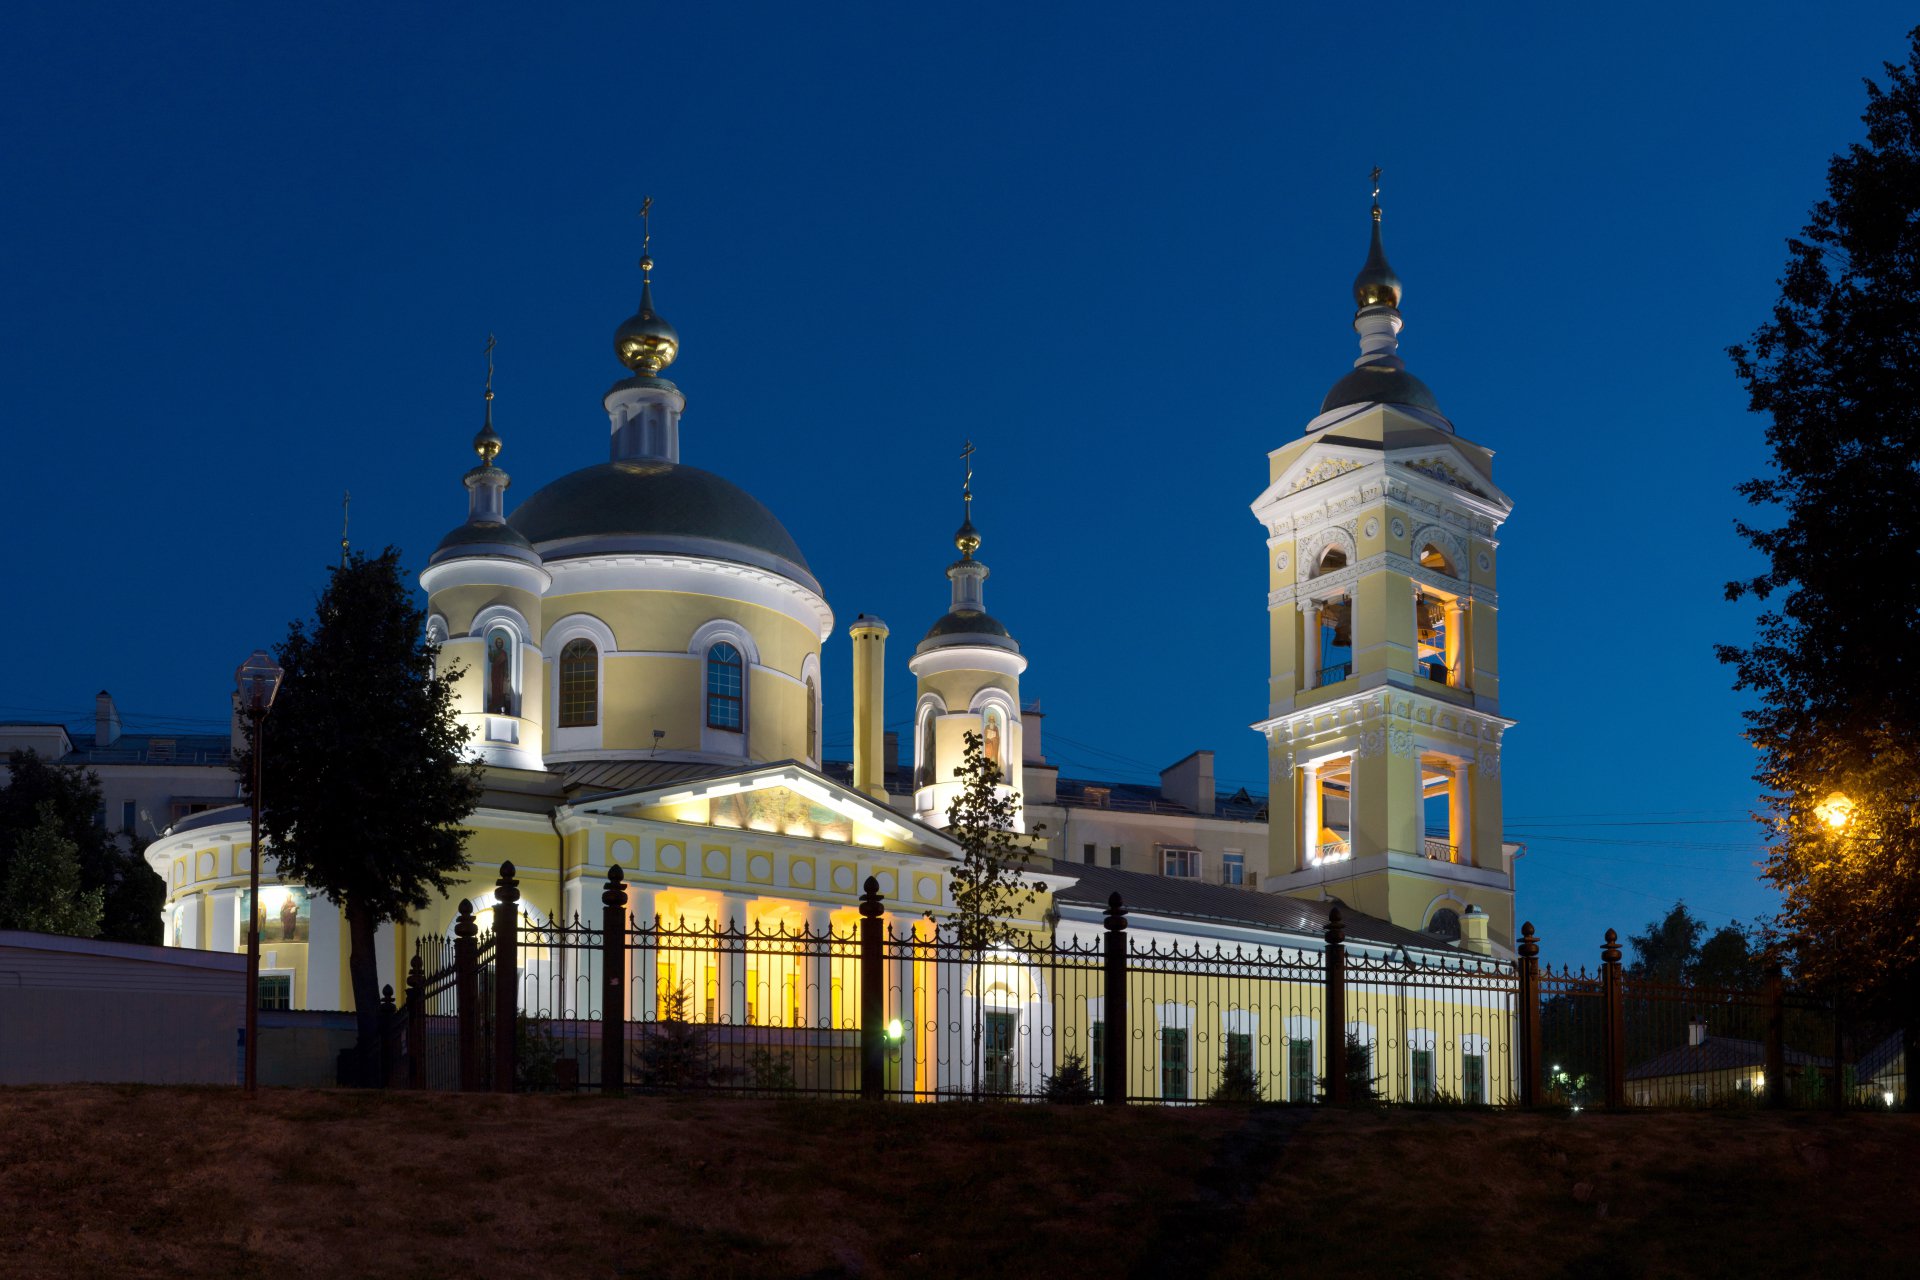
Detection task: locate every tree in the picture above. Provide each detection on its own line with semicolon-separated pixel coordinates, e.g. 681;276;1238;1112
237;548;482;1064
0;802;105;936
635;985;714;1091
1624;901;1763;988
1209;1047;1262;1104
1041;1052;1096;1104
937;729;1043;1096
0;749;157;944
1720;28;1920;1013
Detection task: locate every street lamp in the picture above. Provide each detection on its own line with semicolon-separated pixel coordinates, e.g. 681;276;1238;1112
236;648;283;1095
1814;791;1856;831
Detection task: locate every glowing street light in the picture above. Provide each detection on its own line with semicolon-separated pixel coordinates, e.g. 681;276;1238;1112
1814;791;1856;831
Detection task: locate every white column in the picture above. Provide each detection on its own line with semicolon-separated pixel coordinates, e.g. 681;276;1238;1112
1301;762;1322;869
628;886;657;1020
718;893;750;1026
1300;601;1321;690
1450;764;1475;867
306;898;341;1010
1444;599;1468;689
208;889;238;954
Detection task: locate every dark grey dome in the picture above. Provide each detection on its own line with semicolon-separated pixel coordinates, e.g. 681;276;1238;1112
923;608;1012;643
508;460;812;576
434;520;535;557
1320;363;1443;417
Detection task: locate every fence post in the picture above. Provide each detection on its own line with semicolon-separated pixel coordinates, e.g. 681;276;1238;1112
1600;929;1624;1110
859;876;885;1100
1764;965;1786;1110
602;866;627;1096
406;954;427;1090
1103;893;1128;1106
494;862;520;1094
1325;908;1349;1106
1516;922;1540;1108
379;984;398;1087
1831;988;1846;1114
455;899;478;1092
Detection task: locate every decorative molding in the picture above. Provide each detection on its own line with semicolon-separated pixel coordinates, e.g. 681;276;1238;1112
1410;524;1467;579
1363;516;1380;539
1404;456;1487;497
1389;517;1406;540
1286;457;1365;494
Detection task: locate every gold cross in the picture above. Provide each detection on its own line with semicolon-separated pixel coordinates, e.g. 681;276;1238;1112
484;332;497;396
639;196;654;278
1370;166;1382;202
960;439;975;514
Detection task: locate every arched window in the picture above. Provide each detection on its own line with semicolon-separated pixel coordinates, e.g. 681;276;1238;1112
1425;908;1462;940
1318;546;1348;573
805;677;817;760
484;625;517;716
706;642;743;731
558;639;598;728
916;708;937;789
1418;543;1456;576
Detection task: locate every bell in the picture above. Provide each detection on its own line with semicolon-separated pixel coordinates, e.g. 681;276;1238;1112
1330;618;1353;648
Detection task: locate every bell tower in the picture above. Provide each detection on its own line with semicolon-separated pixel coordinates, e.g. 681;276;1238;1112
1250;185;1519;953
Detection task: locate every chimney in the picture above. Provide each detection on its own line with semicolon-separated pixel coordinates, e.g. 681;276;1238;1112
1459;904;1492;955
1022;703;1046;764
95;690;121;748
1159;750;1216;816
850;615;889;802
1688;1020;1709;1047
883;730;899;776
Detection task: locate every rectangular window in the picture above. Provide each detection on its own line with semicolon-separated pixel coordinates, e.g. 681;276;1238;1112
1162;847;1199;878
257;974;292;1010
1463;1052;1486;1105
1090;1019;1105;1097
120;800;136;833
1412;1048;1435;1102
1288;1038;1314;1102
1109;845;1122;867
1161;1028;1189;1100
1226;1030;1253;1078
984;1010;1017;1094
1222;850;1245;885
1083;843;1096;865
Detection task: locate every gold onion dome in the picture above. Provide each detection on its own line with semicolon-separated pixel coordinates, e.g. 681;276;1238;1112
472;408;503;466
1352;203;1403;310
955;518;981;558
615;271;680;376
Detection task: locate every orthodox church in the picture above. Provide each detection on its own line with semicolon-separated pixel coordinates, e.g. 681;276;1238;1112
142;195;1519;1041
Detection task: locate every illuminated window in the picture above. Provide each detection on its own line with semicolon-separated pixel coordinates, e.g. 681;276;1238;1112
706;643;743;731
557;639;598;727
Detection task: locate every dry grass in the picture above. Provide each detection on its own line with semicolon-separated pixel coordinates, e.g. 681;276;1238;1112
0;1088;1913;1278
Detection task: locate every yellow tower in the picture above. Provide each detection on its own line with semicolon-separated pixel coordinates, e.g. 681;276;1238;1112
1251;186;1519;952
907;444;1027;830
850;614;890;801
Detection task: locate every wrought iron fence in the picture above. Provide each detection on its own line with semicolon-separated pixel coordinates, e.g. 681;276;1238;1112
387;862;1909;1112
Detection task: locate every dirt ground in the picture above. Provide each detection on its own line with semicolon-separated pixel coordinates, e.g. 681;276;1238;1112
0;1088;1913;1278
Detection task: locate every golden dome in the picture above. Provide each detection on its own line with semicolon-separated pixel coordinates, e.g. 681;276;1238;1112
955;517;981;558
615;277;680;376
1352;204;1403;310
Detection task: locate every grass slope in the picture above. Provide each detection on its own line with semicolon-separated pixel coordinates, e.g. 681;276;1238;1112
0;1088;1914;1278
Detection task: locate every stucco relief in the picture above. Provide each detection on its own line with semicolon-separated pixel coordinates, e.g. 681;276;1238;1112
1356;729;1385;759
1287;457;1364;493
1411;524;1467;578
1388;728;1415;758
1404;457;1487;497
1478;746;1502;778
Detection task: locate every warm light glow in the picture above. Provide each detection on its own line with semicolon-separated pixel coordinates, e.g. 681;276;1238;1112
886;1017;904;1041
1814;791;1856;831
1885;1091;1897;1107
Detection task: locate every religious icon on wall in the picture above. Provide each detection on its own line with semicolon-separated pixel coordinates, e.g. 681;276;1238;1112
486;629;513;714
982;705;1005;773
240;886;311;945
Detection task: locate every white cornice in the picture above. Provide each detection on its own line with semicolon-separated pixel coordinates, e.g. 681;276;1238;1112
420;556;552;597
543;555;833;641
907;644;1029;678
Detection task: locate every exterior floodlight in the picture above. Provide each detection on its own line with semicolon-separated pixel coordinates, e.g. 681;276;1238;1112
886;1018;904;1042
1813;791;1855;831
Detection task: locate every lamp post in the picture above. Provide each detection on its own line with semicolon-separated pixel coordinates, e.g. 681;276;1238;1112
236;649;284;1095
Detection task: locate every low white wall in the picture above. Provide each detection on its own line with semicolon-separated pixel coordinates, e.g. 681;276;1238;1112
0;930;244;1085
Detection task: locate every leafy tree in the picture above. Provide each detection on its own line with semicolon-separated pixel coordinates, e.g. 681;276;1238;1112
0;750;156;944
1042;1052;1097;1104
0;802;105;936
936;729;1043;1096
1719;29;1920;1021
237;548;482;1063
1625;901;1762;988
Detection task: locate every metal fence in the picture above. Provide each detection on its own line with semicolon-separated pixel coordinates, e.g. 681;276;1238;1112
390;862;1909;1111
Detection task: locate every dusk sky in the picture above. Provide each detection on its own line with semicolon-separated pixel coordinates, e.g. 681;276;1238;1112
5;3;1911;967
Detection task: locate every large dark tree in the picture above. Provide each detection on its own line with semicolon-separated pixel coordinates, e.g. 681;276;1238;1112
0;749;159;943
238;548;482;1057
1719;28;1920;1012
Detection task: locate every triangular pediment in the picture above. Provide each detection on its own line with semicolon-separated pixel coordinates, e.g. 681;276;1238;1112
569;761;959;857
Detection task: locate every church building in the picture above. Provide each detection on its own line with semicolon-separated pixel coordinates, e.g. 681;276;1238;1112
140;195;1521;1075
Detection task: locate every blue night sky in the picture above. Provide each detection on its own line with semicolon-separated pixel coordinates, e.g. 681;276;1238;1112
3;3;1910;966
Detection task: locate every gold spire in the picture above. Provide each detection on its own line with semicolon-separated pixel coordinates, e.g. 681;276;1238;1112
615;196;680;376
473;333;504;465
954;438;981;558
1353;165;1404;310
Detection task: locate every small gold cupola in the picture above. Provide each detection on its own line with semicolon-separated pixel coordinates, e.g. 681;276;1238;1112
614;196;680;376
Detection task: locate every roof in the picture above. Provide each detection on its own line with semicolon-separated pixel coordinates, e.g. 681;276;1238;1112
1050;776;1268;823
1857;1032;1905;1078
507;460;814;583
433;518;535;556
1050;858;1449;951
60;733;233;769
1321;362;1443;416
550;758;741;798
922;608;1014;644
1625;1035;1834;1081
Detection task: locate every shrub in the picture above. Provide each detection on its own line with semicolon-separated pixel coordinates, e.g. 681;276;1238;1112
1042;1052;1097;1104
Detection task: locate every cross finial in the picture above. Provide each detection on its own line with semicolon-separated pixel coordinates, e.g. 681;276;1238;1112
960;439;976;516
1370;166;1382;202
638;196;655;281
340;490;351;567
484;332;497;401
